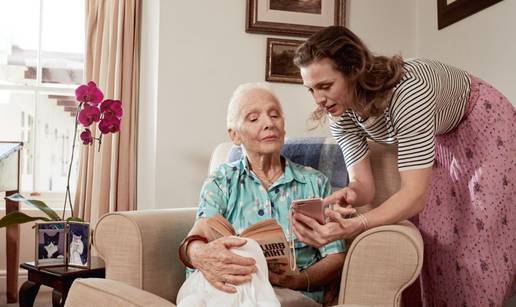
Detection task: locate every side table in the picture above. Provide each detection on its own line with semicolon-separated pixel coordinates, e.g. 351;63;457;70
19;257;105;307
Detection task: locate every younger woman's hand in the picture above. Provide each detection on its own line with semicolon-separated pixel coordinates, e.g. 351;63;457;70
292;205;361;248
323;187;358;207
189;236;257;293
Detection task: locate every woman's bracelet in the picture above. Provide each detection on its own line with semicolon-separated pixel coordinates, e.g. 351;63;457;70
302;270;310;292
178;234;208;269
356;213;369;231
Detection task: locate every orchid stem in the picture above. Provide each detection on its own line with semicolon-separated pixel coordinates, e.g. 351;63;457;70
97;134;102;152
62;103;82;220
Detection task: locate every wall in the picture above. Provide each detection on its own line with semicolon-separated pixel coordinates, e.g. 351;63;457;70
416;0;516;104
139;0;416;209
137;0;159;212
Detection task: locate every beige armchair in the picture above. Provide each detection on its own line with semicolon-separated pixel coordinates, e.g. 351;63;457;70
65;139;423;307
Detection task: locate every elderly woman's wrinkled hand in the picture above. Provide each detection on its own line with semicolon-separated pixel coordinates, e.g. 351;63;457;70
190;236;257;293
292;204;360;248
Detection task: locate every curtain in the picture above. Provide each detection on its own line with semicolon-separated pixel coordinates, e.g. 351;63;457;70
74;0;140;223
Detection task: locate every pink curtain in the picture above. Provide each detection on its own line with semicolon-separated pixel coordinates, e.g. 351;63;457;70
74;0;140;223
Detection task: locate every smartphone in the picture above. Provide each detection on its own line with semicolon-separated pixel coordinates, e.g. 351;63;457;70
291;198;331;225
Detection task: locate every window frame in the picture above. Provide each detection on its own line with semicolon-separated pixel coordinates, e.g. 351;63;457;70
0;0;84;205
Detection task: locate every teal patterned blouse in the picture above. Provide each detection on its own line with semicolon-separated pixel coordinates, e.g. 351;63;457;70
192;156;346;303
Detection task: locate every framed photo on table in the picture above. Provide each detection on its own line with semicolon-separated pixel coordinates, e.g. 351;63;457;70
246;0;346;37
35;222;66;267
266;38;304;84
67;221;91;268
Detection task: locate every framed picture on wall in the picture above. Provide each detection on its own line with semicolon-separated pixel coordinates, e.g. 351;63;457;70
437;0;503;29
246;0;345;37
266;38;304;84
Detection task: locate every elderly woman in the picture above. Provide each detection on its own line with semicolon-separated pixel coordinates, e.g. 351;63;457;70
176;83;346;307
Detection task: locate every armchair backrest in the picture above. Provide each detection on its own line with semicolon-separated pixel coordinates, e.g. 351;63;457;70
209;136;400;210
91;136;412;305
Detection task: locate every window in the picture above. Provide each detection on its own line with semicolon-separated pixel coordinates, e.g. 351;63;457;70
0;0;85;208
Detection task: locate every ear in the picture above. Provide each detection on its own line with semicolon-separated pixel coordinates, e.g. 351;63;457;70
227;128;241;146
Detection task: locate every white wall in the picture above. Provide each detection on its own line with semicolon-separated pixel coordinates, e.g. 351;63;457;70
416;0;516;104
137;0;416;209
137;0;159;211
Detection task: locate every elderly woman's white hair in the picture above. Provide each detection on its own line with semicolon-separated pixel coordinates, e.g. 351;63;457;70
226;83;283;129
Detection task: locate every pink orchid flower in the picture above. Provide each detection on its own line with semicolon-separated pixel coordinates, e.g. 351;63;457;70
99;115;121;134
78;105;101;127
80;128;93;145
100;99;123;118
75;81;104;106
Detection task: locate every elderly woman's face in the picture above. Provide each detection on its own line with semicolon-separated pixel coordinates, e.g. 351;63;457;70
232;89;285;156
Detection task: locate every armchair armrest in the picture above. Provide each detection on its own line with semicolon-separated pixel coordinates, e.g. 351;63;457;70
65;278;176;307
338;220;423;306
93;208;197;303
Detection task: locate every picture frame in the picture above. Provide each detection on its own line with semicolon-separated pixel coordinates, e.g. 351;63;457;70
437;0;503;29
35;221;66;267
67;221;91;268
266;38;304;84
246;0;345;37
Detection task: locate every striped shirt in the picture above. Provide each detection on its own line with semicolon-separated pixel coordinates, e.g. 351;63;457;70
330;58;471;170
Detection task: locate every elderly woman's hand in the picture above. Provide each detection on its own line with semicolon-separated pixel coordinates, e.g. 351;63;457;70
189;236;257;293
292;204;360;248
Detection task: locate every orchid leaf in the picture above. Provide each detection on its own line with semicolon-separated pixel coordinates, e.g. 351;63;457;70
66;216;85;223
5;193;61;221
0;211;51;228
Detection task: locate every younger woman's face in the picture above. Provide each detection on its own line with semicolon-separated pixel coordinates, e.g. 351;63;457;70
300;58;351;117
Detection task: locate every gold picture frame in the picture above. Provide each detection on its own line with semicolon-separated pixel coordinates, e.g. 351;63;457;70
67;221;91;268
246;0;345;37
266;38;304;84
35;221;66;268
34;221;92;268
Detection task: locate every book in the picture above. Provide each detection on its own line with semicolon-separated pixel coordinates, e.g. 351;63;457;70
205;214;297;273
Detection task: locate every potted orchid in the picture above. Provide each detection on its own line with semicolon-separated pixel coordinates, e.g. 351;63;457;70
0;81;123;227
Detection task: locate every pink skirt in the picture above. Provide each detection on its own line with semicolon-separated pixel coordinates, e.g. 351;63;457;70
408;76;516;307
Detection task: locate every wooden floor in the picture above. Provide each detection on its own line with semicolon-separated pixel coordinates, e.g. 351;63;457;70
1;287;52;307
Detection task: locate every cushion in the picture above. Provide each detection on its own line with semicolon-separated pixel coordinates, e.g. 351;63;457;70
65;278;175;307
227;137;348;190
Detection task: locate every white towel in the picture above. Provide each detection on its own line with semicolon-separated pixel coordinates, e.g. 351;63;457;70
177;237;281;307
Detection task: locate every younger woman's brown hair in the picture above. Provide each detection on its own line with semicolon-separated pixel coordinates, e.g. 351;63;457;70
294;26;404;120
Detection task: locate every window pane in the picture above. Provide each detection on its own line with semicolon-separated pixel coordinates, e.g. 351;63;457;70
41;0;85;85
35;92;79;195
0;89;36;191
0;0;40;85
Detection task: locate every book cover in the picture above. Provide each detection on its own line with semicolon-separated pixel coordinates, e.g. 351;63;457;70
205;214;297;273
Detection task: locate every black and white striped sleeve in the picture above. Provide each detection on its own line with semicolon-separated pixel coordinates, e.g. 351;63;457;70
390;75;436;171
329;115;369;168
